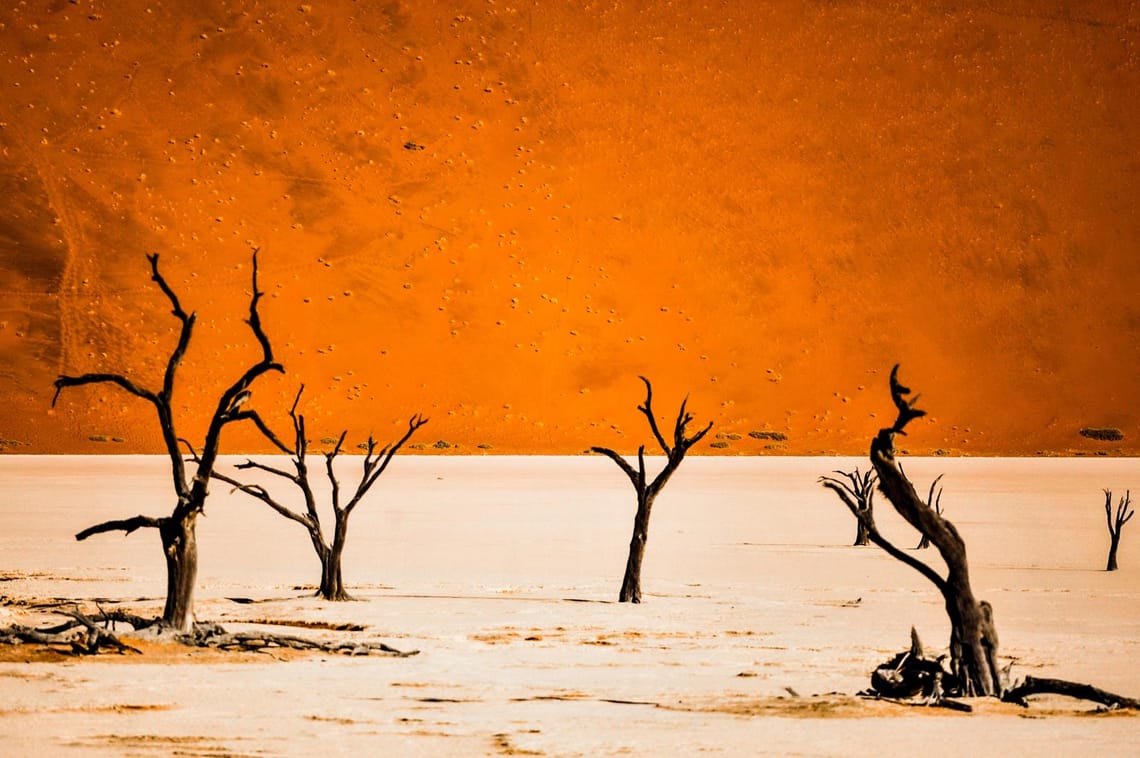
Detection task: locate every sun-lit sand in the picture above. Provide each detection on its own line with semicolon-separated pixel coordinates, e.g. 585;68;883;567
1;454;1137;755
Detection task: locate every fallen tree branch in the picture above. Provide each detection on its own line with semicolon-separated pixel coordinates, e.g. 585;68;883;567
75;515;164;541
1;608;415;658
0;608;141;656
1003;675;1140;710
180;626;417;657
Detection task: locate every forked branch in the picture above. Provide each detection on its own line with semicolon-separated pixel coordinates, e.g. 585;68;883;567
1105;489;1134;537
636;375;672;455
590;445;643;490
348;414;430;513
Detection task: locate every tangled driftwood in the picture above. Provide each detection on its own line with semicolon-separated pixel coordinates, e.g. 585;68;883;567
0;606;417;658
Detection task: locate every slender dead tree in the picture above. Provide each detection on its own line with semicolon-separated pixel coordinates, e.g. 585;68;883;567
820;468;877;545
1103;489;1134;571
53;252;283;632
822;365;1002;697
915;473;944;550
592;376;712;603
199;386;427;600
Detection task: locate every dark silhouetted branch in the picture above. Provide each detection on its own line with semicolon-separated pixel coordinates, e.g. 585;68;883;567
76;516;164;541
887;364;926;434
1003;676;1140;710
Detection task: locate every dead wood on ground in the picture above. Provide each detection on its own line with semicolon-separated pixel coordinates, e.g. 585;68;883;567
0;607;416;658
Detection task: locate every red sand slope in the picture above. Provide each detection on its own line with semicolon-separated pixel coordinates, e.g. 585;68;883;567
1;1;1138;455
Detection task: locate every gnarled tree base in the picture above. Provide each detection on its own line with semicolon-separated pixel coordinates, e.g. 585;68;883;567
865;627;966;706
866;628;1139;713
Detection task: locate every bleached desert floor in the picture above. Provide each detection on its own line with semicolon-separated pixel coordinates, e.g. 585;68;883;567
1;455;1138;756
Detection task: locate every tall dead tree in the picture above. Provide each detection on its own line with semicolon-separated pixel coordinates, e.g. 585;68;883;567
592;376;712;603
822;365;1002;697
820;467;876;545
53;252;283;632
1103;489;1134;571
201;386;427;600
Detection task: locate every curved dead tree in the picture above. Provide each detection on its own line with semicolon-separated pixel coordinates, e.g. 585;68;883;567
592;376;712;603
820;467;876;546
54;252;283;632
1103;489;1134;571
822;365;1001;697
202;386;427;601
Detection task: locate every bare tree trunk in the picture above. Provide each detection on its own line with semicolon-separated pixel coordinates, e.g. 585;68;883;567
320;514;352;601
160;515;198;632
854;519;871;547
619;494;654;603
1107;540;1121;571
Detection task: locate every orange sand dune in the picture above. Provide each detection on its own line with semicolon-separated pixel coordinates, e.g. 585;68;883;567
1;1;1138;456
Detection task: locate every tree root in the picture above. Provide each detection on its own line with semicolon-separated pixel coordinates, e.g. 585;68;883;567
0;607;141;656
0;607;417;658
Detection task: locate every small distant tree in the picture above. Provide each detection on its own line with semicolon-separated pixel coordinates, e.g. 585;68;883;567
914;473;944;550
53;252;283;632
820;468;876;546
592;376;712;603
1103;489;1134;571
201;386;427;600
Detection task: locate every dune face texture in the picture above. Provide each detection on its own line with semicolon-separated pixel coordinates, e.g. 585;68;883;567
1;1;1138;456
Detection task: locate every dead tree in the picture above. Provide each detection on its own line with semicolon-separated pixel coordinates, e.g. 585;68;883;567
1103;489;1134;571
592;376;712;603
915;474;944;550
200;386;427;601
53;252;283;632
822;365;1002;697
820;468;877;545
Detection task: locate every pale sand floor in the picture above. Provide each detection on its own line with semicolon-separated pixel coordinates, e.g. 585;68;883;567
1;455;1138;755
